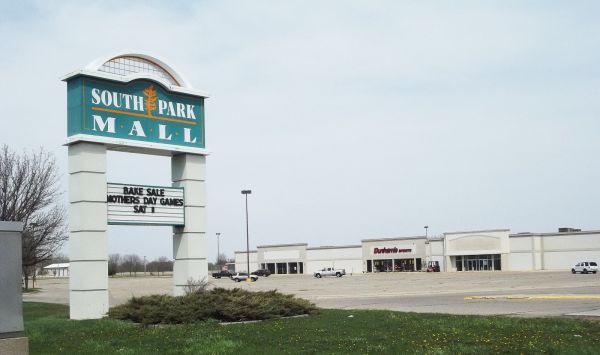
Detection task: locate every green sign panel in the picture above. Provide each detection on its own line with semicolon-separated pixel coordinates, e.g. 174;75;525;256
67;76;205;149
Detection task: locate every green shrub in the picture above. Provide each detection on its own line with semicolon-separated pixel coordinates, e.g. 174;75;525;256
108;288;319;325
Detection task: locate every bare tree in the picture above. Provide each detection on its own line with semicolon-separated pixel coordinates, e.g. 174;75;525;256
121;254;142;276
145;256;173;276
108;253;121;276
156;256;173;276
217;253;228;267
50;253;69;263
0;145;67;289
182;277;210;295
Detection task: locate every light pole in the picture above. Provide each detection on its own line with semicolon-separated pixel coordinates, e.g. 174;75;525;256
241;189;252;282
424;226;429;270
143;255;147;276
216;232;221;270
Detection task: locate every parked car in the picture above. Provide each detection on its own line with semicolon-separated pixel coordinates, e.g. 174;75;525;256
251;269;271;277
314;267;345;278
211;270;233;279
571;262;598;274
231;272;258;282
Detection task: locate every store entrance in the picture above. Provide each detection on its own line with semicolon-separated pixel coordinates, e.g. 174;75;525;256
371;258;421;272
262;262;304;274
264;263;276;274
288;262;303;274
455;254;501;271
374;259;393;272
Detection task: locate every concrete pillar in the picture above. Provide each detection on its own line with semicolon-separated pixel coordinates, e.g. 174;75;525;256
501;253;509;271
171;153;207;295
0;221;29;354
68;142;108;319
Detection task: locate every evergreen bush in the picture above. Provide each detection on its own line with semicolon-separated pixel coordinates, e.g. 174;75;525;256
108;288;318;325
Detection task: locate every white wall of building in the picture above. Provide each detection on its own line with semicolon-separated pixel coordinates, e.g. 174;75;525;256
509;235;538;270
232;229;600;274
264;249;301;260
306;247;362;274
510;231;600;271
234;251;258;273
541;231;600;270
444;229;510;271
445;230;510;256
427;239;446;271
544;251;589;270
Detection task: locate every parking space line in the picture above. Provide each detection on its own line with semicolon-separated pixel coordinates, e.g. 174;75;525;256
465;295;600;300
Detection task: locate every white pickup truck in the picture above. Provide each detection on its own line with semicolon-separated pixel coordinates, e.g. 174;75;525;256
314;267;346;278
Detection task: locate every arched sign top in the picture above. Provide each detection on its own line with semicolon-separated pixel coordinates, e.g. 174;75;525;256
85;53;191;89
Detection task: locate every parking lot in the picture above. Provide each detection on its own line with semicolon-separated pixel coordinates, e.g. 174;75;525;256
24;271;600;317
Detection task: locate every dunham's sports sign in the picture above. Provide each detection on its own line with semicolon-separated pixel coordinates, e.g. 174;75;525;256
372;245;415;255
67;77;204;149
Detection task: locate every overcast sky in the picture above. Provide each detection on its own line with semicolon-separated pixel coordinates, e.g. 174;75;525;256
1;1;600;261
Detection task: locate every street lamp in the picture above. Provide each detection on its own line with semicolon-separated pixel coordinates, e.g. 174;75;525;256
241;189;252;282
424;226;429;270
216;232;221;270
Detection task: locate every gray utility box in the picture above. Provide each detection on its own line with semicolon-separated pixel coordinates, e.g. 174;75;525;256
0;221;29;354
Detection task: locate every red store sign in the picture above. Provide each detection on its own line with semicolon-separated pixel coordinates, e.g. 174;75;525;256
373;247;412;254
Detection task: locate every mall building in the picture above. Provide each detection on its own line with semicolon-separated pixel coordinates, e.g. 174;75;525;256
234;228;600;274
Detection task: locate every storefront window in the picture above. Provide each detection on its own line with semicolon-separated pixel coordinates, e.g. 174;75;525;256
455;254;501;271
276;263;287;274
493;254;501;271
374;259;394;272
288;262;298;274
393;259;414;271
264;262;304;274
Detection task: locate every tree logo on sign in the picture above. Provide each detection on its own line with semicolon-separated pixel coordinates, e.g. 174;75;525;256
143;85;158;117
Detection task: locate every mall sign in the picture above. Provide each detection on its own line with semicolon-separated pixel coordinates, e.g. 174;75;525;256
63;53;209;320
67;78;204;150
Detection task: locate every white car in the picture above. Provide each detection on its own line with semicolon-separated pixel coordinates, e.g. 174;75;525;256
231;272;258;282
571;262;598;274
313;267;346;278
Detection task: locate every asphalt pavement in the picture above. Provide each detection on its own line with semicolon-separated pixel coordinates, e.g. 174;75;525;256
24;271;600;318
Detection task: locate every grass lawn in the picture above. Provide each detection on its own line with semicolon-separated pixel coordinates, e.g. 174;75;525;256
25;302;600;354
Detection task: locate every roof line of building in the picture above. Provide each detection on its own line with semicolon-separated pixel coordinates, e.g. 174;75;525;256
509;230;600;238
361;235;425;242
256;243;308;248
444;229;510;235
234;229;599;254
307;245;361;250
